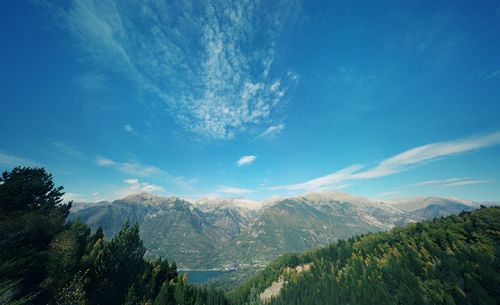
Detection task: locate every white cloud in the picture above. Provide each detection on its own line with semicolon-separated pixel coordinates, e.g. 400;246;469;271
237;155;257;166
270;131;500;191
218;186;253;195
258;124;285;139
42;0;302;140
122;178;165;193
123;178;139;185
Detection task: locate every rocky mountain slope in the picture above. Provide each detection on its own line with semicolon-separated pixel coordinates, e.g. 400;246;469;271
70;191;487;269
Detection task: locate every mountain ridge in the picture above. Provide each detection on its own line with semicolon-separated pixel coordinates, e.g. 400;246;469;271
70;190;493;272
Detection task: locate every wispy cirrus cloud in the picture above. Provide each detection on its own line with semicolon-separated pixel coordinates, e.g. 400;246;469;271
52;141;84;159
271;131;500;191
411;177;492;188
0;152;39;168
237;155;257;166
41;0;301;140
268;165;362;191
352;131;500;180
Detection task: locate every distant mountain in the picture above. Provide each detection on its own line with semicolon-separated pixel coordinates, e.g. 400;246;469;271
388;196;478;225
70;191;491;270
71;193;250;268
194;197;263;211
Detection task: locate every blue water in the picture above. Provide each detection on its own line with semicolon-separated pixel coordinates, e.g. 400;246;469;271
179;270;228;284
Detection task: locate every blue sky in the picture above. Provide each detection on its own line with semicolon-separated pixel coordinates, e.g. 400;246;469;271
1;0;500;202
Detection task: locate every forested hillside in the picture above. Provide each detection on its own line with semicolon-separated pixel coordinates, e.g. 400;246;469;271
0;167;228;305
231;206;500;305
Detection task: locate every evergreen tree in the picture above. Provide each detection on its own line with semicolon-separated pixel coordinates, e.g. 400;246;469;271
0;167;71;304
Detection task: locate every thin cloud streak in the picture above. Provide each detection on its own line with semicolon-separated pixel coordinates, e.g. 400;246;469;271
441;179;491;187
52;141;85;159
270;131;500;191
268;165;362;191
258;124;285;139
410;177;492;188
411;178;467;187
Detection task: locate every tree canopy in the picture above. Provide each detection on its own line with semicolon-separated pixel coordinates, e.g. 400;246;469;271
0;166;70;216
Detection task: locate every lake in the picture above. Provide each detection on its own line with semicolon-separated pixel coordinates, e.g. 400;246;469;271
179;270;229;284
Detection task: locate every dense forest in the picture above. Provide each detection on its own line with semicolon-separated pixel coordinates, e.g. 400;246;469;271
230;205;500;305
1;166;499;305
0;167;228;305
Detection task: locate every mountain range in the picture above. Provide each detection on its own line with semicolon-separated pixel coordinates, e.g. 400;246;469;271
69;191;488;270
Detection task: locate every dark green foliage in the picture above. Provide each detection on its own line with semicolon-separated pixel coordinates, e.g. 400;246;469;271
51;271;87;305
232;207;500;305
87;221;146;305
0;167;70;216
0;167;228;305
0;167;71;304
152;277;229;305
